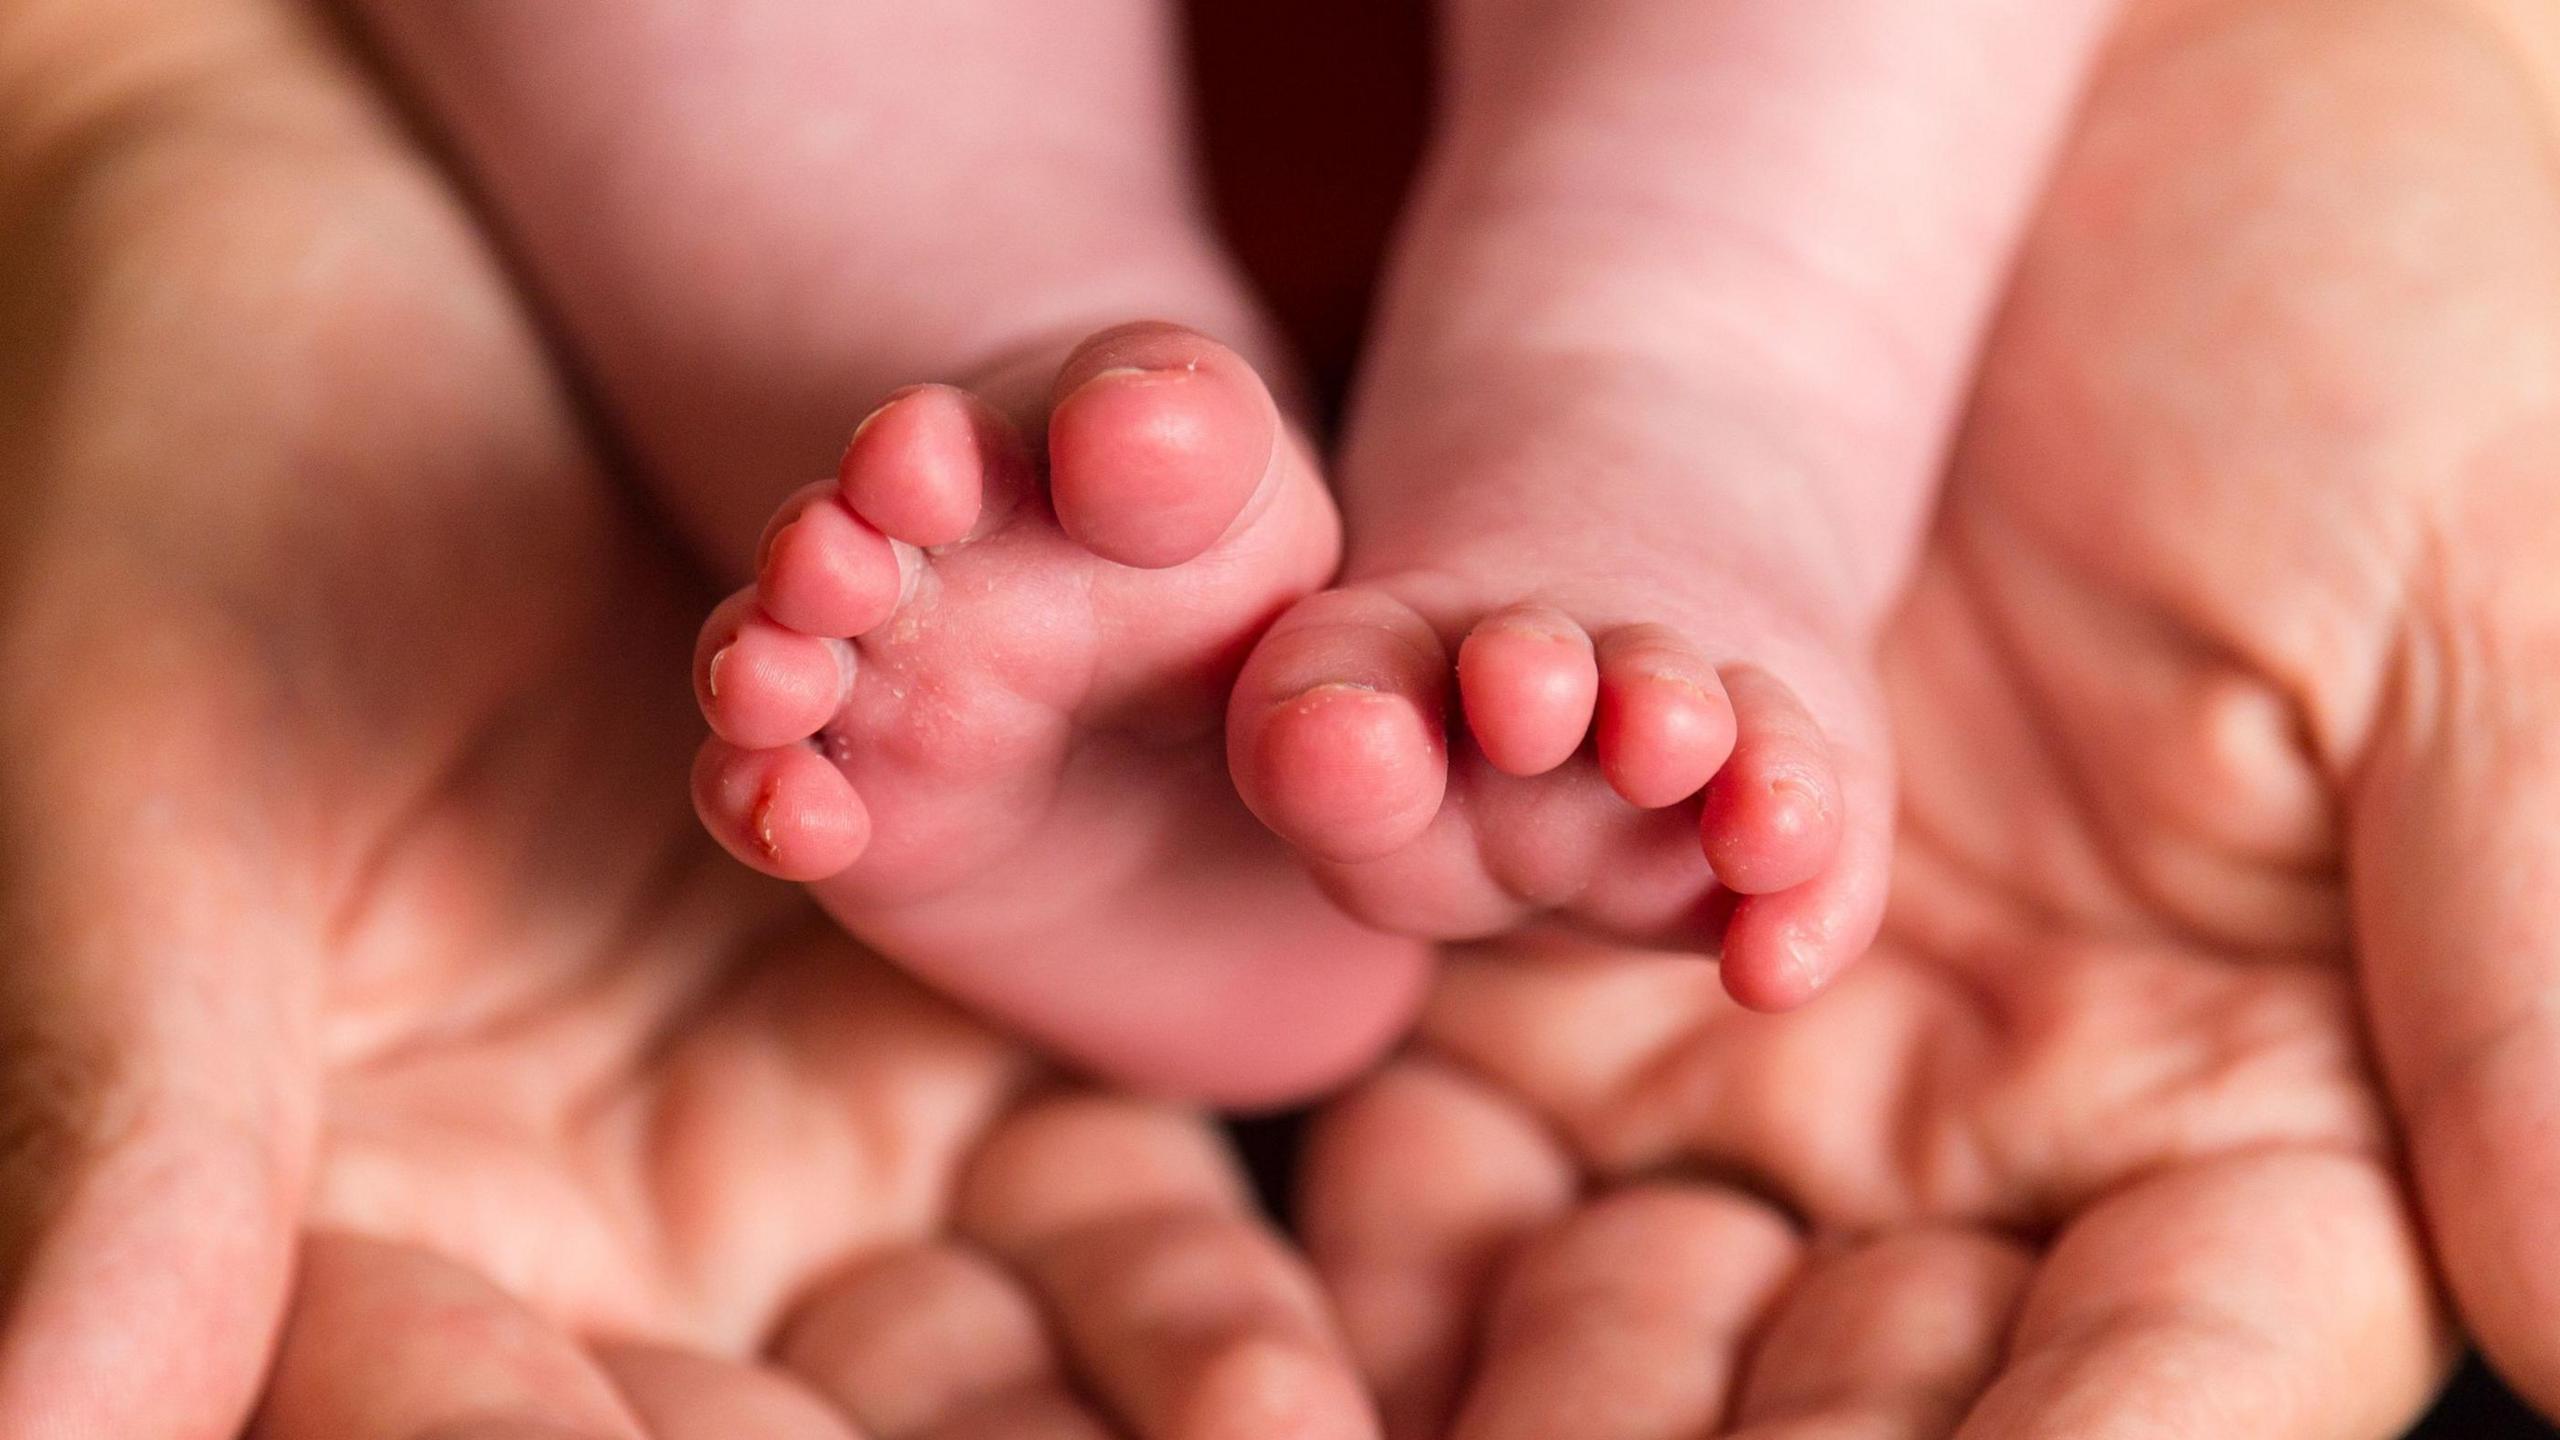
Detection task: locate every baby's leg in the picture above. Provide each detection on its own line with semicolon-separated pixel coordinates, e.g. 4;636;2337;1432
352;3;1429;1102
353;1;1284;562
1232;0;2119;1005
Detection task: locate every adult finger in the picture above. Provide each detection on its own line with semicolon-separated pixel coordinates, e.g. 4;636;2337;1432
1954;1151;2445;1439
1448;1185;1799;1440
956;1092;1382;1440
1726;1229;2030;1440
252;1233;643;1440
775;1240;1099;1440
1299;1059;1578;1440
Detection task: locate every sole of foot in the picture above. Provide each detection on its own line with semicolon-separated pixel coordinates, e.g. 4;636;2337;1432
690;320;1431;1104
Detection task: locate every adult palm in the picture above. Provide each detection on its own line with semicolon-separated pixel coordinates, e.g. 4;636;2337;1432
1304;5;2560;1435
0;3;1371;1437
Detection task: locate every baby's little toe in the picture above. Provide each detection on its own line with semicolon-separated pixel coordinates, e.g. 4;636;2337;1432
691;737;870;882
1700;665;1843;895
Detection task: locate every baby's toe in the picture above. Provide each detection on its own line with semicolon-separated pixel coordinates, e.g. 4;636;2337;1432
696;591;853;749
1718;745;1892;1013
1700;666;1842;895
1457;605;1599;777
1229;588;1449;864
692;738;870;882
757;483;905;638
838;383;1010;548
1046;321;1280;569
1594;624;1736;807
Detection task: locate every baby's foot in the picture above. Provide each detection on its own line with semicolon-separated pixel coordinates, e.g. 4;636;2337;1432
1218;0;2094;1008
692;322;1428;1103
1229;509;1890;1013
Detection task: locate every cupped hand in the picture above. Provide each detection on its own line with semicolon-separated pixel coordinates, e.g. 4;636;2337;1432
0;2;1373;1436
1303;1;2560;1432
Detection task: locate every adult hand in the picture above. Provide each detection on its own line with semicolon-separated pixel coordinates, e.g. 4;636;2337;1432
1303;0;2560;1431
0;2;1373;1436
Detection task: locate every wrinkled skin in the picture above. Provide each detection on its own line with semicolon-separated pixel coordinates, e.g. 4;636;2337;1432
0;3;1376;1437
1304;2;2560;1434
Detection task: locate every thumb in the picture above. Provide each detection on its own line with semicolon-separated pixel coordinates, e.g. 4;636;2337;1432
2354;578;2560;1418
0;645;317;1440
0;0;337;1416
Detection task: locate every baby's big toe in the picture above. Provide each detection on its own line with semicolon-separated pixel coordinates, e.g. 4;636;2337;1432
1229;589;1450;864
1046;322;1281;570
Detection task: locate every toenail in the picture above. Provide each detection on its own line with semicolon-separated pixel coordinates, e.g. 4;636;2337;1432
889;537;928;598
759;518;799;574
1481;618;1580;644
828;638;859;700
1282;680;1382;709
1642;670;1722;704
843;384;930;461
843;409;883;460
1078;363;1191;393
707;644;733;698
845;395;896;450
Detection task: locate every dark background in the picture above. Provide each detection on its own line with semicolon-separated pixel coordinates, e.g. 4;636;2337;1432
1185;4;2556;1433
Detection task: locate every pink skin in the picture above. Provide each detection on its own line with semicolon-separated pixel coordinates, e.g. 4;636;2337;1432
361;0;2115;1063
691;321;1427;1102
352;4;1432;1102
1230;0;2120;1009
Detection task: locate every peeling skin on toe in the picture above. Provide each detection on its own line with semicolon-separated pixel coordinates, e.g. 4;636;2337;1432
707;643;732;698
751;787;781;860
